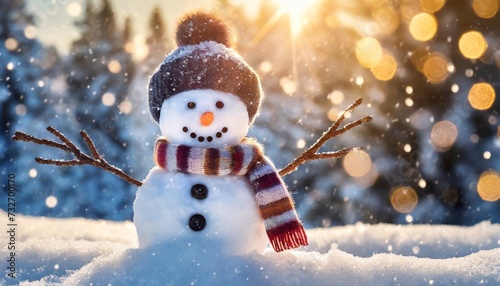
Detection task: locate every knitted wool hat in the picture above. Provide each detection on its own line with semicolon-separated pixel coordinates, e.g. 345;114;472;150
148;12;263;124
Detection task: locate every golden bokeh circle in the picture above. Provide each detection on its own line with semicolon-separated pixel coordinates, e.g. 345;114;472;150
355;37;383;68
477;171;500;202
423;53;449;83
372;52;398;81
391;187;419;213
409;13;438;41
468;82;496;110
459;31;488;59
372;7;400;35
343;150;372;178
473;0;499;19
420;0;446;13
431;121;458;148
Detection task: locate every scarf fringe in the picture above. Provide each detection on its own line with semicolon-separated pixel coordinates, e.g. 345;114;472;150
269;227;308;252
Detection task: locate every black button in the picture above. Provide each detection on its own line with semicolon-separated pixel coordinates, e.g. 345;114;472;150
191;184;208;200
189;214;206;231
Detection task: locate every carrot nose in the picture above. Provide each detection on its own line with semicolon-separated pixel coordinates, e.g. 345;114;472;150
200;112;214;126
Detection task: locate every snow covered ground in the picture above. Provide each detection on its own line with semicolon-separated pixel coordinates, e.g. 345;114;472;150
1;210;499;285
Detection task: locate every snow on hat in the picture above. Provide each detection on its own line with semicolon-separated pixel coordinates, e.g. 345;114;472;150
148;11;263;124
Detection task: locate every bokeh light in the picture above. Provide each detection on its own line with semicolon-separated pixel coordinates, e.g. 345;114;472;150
355;166;379;187
459;31;488;59
420;0;446;13
431;120;458;149
401;1;421;21
409;12;437;41
371;52;398;81
468;82;496;110
102;92;116;106
5;38;18;51
259;61;273;75
118;100;133;114
477;171;500;202
391;186;418;213
15;104;27;116
46;196;58;208
372;7;400;35
279;77;297;94
29;168;38;178
67;2;82;17
355;37;383;68
472;0;499;19
343;150;372;178
328;90;344;105
483;151;491;160
24;25;37;39
423;53;449;83
107;60;122;74
327;107;339;122
355;76;364;86
296;138;306;149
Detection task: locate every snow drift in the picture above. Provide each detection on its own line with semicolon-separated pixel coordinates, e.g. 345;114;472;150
1;210;499;285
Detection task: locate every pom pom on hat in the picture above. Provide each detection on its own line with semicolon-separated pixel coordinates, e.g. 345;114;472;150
148;11;263;125
176;12;233;48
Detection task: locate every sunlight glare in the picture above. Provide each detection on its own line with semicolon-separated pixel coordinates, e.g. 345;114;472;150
274;0;316;35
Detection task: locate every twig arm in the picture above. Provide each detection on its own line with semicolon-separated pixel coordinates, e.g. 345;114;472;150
13;127;143;187
279;98;372;177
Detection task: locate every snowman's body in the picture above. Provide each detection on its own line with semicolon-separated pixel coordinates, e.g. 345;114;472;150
134;89;269;254
134;169;268;254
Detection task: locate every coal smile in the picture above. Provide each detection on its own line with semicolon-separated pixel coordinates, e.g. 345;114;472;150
182;126;228;142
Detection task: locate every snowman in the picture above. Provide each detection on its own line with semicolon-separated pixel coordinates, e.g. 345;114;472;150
133;12;308;254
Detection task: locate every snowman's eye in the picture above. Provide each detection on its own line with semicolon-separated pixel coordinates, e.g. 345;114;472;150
187;102;196;109
216;101;224;109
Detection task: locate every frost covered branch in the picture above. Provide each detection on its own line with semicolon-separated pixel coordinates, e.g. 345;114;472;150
279;98;373;177
12;127;143;187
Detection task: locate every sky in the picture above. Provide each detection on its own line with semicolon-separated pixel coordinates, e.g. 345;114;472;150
25;0;259;59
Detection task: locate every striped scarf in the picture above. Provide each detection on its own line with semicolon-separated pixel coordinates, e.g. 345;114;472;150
153;137;308;252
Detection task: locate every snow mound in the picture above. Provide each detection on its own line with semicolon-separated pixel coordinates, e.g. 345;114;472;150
2;211;499;285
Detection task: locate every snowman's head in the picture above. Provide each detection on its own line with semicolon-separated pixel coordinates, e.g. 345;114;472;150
159;89;249;148
148;11;263;147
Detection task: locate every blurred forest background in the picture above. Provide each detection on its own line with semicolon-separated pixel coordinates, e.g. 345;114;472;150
1;0;499;227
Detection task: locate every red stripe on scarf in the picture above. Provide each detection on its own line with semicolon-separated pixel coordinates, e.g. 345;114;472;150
231;145;244;174
252;172;282;192
177;145;190;172
155;139;168;168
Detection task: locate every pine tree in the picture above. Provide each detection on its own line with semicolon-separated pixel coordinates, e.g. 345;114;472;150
0;0;74;217
143;6;170;72
64;0;136;220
